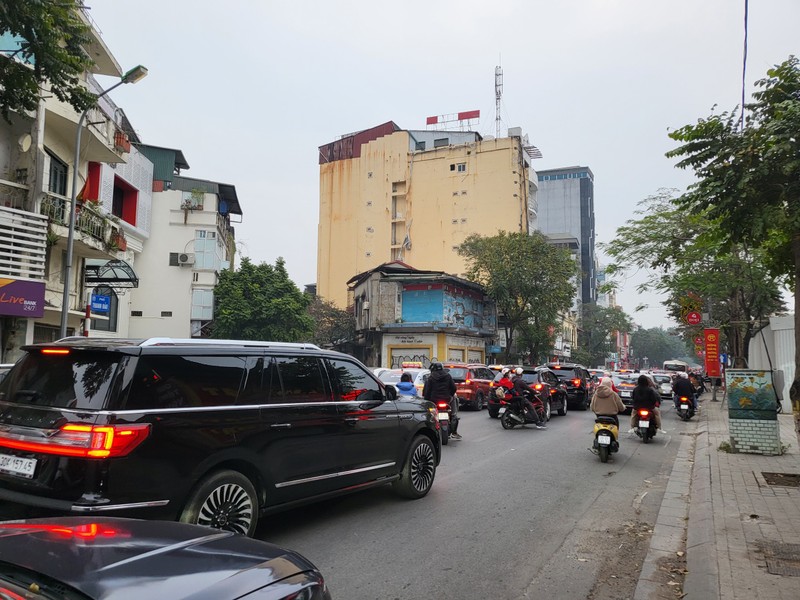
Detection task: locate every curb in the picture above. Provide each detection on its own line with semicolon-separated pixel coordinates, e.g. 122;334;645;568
633;421;695;600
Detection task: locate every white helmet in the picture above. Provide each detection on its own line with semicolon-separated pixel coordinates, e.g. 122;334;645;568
679;372;689;379
514;367;524;376
500;367;510;376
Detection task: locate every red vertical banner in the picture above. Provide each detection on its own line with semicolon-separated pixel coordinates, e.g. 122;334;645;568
704;328;721;377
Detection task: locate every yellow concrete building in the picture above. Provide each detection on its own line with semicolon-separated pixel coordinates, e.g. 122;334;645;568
318;122;538;308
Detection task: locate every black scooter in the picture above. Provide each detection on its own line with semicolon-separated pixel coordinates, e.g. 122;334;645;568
499;391;547;429
675;395;695;421
634;408;657;443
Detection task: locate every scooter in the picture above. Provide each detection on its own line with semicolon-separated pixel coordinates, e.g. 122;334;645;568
499;391;547;430
593;416;619;463
676;395;695;421
635;408;656;443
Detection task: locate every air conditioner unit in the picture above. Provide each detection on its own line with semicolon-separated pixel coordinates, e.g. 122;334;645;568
178;253;195;266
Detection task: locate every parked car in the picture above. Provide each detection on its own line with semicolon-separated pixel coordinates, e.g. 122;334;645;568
0;517;332;599
378;367;430;396
546;363;593;410
487;366;566;418
443;363;495;410
0;338;441;537
611;372;639;413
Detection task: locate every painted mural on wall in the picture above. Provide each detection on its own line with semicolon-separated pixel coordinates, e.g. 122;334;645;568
726;369;778;420
401;284;495;330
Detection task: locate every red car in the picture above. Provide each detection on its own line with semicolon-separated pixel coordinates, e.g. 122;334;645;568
443;363;496;410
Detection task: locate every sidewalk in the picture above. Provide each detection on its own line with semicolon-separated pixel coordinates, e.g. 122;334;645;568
635;394;800;599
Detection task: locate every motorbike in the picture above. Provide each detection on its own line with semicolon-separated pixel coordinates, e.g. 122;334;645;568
676;395;695;421
435;397;459;445
593;416;619;463
635;408;656;443
499;391;547;430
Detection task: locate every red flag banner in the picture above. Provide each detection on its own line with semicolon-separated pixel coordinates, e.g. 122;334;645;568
704;328;721;377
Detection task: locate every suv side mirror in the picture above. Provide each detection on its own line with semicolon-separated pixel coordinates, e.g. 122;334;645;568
385;385;398;401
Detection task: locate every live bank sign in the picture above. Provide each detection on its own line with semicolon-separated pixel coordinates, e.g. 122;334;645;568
0;278;45;318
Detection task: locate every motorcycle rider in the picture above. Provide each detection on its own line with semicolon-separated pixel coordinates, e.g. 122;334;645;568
423;362;461;440
673;372;697;411
396;372;417;396
511;367;547;429
495;368;515;401
590;377;626;426
629;374;663;433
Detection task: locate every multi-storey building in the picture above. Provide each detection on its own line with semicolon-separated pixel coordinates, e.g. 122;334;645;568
536;167;596;312
128;145;240;338
318;121;538;308
348;261;496;368
0;7;152;358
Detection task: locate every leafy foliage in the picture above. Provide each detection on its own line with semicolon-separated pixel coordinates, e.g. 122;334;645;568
457;231;577;363
212;257;312;341
307;297;355;350
630;328;691;368
0;0;97;122
665;56;799;403
580;304;633;368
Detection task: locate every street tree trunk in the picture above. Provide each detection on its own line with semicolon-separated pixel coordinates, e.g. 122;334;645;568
790;232;800;412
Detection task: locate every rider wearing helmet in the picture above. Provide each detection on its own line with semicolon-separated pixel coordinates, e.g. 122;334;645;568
510;367;547;429
672;371;697;410
495;368;515;400
423;362;461;439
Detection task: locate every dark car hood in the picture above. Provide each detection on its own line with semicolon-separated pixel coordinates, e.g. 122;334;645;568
0;517;315;600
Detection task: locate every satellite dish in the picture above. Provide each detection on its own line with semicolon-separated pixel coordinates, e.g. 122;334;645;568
18;134;31;153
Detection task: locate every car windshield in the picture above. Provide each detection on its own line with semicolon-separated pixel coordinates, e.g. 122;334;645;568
446;368;468;381
379;369;424;384
652;374;671;384
0;351;122;410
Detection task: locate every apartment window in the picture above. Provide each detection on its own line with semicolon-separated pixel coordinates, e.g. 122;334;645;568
415;141;426;151
191;289;214;320
457;163;466;173
161;311;173;317
112;176;138;226
131;310;143;317
433;138;448;148
46;150;67;196
194;230;221;270
91;286;118;332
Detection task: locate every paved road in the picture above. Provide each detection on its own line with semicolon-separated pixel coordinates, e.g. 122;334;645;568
258;403;688;600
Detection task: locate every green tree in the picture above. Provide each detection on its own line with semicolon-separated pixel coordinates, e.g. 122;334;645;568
457;231;577;363
212;257;312;341
0;0;96;122
603;190;785;364
630;328;691;369
307;297;355;350
666;56;799;402
580;304;633;368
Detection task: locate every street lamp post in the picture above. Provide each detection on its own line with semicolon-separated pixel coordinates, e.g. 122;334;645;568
59;66;148;338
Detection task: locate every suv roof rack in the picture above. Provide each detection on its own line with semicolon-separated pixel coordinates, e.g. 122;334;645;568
139;338;322;349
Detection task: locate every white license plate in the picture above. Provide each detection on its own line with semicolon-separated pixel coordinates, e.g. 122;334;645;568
438;412;449;420
639;420;650;427
620;391;631;397
680;404;689;410
498;407;506;415
597;434;611;445
0;453;36;479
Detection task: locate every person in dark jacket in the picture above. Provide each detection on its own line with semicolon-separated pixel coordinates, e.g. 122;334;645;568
629;374;662;432
673;372;697;410
423;362;461;439
511;368;546;429
396;372;417;396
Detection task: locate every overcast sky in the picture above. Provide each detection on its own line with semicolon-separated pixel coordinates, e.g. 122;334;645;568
87;0;799;329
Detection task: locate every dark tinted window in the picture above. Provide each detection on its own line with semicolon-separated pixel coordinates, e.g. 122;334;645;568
446;367;468;381
326;359;382;402
125;355;245;410
0;351;121;410
549;367;580;380
275;356;329;403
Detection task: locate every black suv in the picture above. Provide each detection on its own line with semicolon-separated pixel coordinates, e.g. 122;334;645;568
487;367;568;419
546;363;592;410
0;338;441;536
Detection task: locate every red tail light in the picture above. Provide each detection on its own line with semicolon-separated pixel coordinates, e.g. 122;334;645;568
638;409;650;417
0;522;128;540
572;378;581;387
679;396;689;402
0;423;150;458
533;383;543;390
436;401;449;410
41;348;70;355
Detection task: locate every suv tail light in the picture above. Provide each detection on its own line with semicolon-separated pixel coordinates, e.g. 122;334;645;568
572;378;582;387
533;383;543;391
0;423;151;459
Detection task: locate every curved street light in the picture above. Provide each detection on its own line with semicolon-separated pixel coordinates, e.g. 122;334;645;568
59;66;148;338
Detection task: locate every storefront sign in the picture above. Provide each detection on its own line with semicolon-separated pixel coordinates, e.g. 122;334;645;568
704;328;721;377
0;278;45;318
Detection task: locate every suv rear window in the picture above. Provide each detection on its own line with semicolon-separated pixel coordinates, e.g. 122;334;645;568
446;368;469;381
549;367;581;380
0;351;122;410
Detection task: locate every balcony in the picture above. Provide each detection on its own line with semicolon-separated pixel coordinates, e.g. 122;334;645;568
0;205;47;280
40;194;121;257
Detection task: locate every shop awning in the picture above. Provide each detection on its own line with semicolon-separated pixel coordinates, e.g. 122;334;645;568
84;259;139;288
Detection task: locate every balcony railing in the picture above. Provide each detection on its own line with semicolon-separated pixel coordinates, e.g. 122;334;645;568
0;205;47;280
40;193;110;244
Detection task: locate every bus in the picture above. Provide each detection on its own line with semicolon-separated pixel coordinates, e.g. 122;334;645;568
663;359;690;373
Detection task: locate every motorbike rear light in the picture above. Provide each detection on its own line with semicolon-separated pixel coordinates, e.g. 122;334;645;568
679;396;689;402
0;423;151;458
638;409;650;417
436;401;449;410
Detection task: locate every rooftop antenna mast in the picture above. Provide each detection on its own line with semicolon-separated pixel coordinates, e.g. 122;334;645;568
495;65;503;138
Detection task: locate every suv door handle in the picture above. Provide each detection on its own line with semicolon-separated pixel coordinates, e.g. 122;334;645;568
270;423;292;429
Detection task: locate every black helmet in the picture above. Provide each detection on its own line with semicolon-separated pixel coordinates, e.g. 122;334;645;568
430;362;443;372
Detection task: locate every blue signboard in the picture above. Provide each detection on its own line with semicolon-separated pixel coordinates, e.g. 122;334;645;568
91;294;110;314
